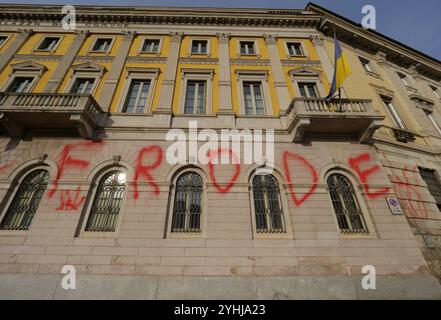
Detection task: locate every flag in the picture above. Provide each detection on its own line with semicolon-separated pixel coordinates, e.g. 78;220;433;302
325;32;351;101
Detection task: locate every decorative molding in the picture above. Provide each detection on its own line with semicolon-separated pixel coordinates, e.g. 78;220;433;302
75;55;115;63
288;66;322;77
74;29;89;40
392;128;416;143
230;59;270;66
16;28;33;39
13;54;62;61
71;62;107;76
281;59;321;67
126;56;167;64
216;32;231;43
309;35;323;46
122;30;136;41
10;61;47;74
169;31;184;42
263;33;277;45
178;57;218;65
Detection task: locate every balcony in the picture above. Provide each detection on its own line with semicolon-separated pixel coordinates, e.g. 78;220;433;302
0;92;105;139
286;98;385;143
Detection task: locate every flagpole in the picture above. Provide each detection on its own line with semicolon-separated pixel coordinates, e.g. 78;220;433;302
338;88;342;112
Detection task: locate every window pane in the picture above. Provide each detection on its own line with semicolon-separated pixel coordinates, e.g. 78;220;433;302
171;172;203;233
419;167;441;210
38;37;59;50
7;77;34;93
143;39;160;52
85;171;126;232
196;81;206;114
123;79;150;113
93;39;111;51
71;78;95;94
327;173;368;234
0;36;7;46
0;170;49;230
192;40;207;54
252;175;285;233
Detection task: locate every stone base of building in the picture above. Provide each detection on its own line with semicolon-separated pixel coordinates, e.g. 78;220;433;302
0;274;440;299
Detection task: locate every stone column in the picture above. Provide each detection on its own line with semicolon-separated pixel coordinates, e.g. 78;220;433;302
216;32;234;115
155;32;183;114
98;30;136;112
0;29;33;73
44;30;89;93
310;35;334;85
263;34;291;114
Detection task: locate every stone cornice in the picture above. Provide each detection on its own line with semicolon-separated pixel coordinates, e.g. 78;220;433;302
0;5;321;29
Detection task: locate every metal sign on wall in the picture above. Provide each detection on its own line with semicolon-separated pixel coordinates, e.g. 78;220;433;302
386;196;403;215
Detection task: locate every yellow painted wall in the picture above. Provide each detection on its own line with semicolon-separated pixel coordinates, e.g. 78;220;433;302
17;33;74;56
179;36;218;58
0;33;17;54
128;35;170;57
78;34;122;56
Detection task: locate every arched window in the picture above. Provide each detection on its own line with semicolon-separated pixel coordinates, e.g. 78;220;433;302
327;173;368;234
85;170;127;232
1;169;50;230
171;171;203;233
252;174;285;233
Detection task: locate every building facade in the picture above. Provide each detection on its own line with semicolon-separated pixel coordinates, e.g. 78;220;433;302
0;4;440;299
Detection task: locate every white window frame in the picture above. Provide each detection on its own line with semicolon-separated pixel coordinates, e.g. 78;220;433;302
69;78;97;94
138;36;163;54
289;67;326;98
382;97;406;130
238;39;259;57
426;110;441;137
0;34;12;50
236;70;272;115
64;62;106;96
284;41;307;58
77;167;129;238
117;67;160;114
183;80;207;115
178;68;214;115
398;72;410;87
1;61;47;93
33;35;63;53
166;167;208;239
89;36;115;54
359;56;374;73
297;82;321;98
189;38;210;55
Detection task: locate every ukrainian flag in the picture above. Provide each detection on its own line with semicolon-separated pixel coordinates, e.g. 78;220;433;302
325;32;351;101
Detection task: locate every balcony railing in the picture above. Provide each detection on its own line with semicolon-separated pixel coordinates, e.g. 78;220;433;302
0;92;105;139
286;97;384;142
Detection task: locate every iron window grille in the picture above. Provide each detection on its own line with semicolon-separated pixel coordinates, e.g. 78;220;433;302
327;173;368;234
418;167;441;211
171;172;203;233
252;174;286;233
0;169;50;230
85;171;127;232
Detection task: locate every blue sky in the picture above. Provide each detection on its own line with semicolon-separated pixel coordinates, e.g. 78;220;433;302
4;0;441;60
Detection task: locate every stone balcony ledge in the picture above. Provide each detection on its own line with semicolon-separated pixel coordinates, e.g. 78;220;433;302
284;97;385;143
0;92;105;139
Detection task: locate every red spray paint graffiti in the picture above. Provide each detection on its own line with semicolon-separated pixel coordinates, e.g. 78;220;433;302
56;187;86;211
49;141;104;211
208;148;241;193
282;151;318;207
133;145;163;199
348;153;390;199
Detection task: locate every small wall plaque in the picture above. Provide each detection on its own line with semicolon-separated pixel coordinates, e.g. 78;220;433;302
386;197;403;215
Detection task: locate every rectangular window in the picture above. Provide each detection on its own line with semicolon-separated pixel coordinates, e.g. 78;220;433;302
381;97;406;129
359;57;373;73
0;35;8;47
298;82;319;98
287;42;303;56
243;82;265;115
418;167;441;211
191;40;208;54
184;80;206;114
398;72;410;86
70;78;95;94
430;85;440;99
142;39;160;53
123;79;151;113
7;77;34;93
37;37;60;51
240;41;255;55
425;111;441;136
92;38;112;52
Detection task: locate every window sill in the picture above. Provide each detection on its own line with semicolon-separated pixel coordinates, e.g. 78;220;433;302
287;54;308;59
138;51;161;55
33;49;57;54
0;230;28;236
365;70;381;79
339;233;374;240
253;233;292;240
78;231;117;238
167;232;206;239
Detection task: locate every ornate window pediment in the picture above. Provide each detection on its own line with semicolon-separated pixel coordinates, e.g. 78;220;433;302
10;61;47;75
71;62;107;76
288;67;321;78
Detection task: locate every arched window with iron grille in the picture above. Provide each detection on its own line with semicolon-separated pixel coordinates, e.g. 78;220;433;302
1;169;50;230
252;174;285;233
327;173;368;234
85;170;127;232
171;171;203;233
